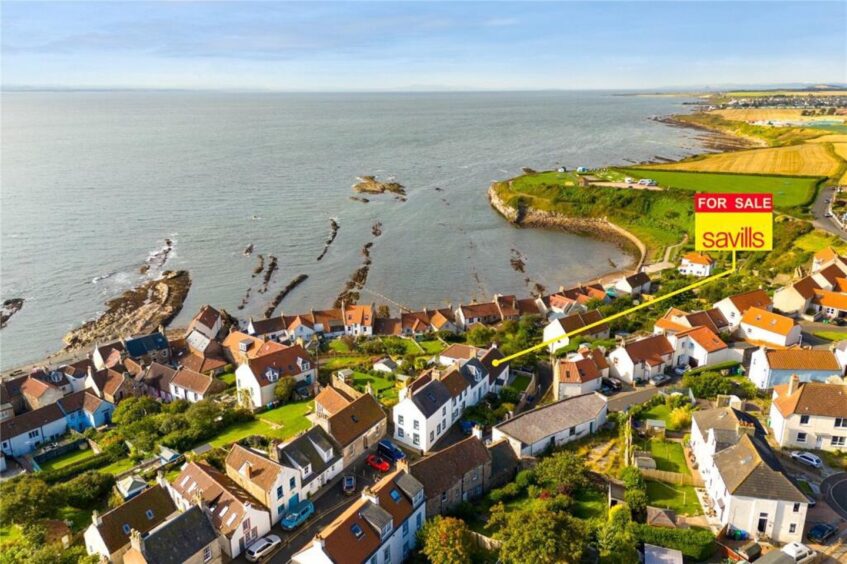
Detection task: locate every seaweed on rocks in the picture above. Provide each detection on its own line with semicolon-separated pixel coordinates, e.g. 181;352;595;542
264;274;309;317
259;255;278;294
0;298;24;329
317;219;340;261
371;222;383;237
253;254;265;277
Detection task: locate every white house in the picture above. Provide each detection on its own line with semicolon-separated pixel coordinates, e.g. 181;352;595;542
373;357;399;373
678;252;715;277
773;276;822;316
715;289;773;331
165;462;272;559
811;289;847;321
747;348;843;389
235;343;316;410
343;304;374;337
169;368;226;403
492;392;607;457
608;334;674;384
614;272;652;297
690;407;808;544
543;310;609;353
291;470;425;564
667;325;730;370
770;377;847;451
739;307;801;348
553;355;603;400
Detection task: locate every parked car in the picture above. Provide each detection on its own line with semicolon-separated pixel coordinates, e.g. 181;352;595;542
672;366;687;377
602;377;622;391
245;534;282;561
366;454;391;472
806;523;837;544
377;439;406;461
280;500;315;531
342;474;356;496
600;384;616;396
650;374;671;387
790;451;823;469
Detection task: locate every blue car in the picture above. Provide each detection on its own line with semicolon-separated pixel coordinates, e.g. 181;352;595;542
281;500;314;531
377;439;406;462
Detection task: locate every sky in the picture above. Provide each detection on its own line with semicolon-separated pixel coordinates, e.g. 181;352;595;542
2;1;845;91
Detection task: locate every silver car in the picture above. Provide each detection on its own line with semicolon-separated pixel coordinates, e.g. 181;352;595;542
790;451;823;469
245;534;282;562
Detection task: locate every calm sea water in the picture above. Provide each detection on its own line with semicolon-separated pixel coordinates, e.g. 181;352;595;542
0;91;706;369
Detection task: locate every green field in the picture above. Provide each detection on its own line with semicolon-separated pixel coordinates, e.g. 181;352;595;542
814;331;847;342
37;447;97;472
418;340;446;354
506;374;531;394
100;457;136;476
618;168;821;209
218;372;236;387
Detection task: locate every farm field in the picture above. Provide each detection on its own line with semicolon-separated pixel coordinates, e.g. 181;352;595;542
617;168;821;208
809;134;847;144
714;108;847;124
635;143;841;177
832;143;847;184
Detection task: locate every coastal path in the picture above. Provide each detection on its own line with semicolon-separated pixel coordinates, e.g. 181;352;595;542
643;234;689;275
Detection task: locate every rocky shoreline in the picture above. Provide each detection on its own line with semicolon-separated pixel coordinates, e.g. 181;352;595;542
652;115;754;152
488;184;645;278
353;175;406;196
62;270;191;351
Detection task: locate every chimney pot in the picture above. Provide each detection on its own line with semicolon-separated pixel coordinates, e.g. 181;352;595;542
788;374;801;396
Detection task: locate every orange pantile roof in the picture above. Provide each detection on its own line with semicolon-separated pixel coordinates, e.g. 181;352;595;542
677;326;727;353
557;358;601;384
682;252;713;266
344;304;374;327
315;386;354;416
773;381;847;418
765;349;841;371
814;289;847;312
814;247;838;263
740;307;795;337
727;289;772;313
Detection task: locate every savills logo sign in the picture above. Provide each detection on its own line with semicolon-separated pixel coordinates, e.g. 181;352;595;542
694;193;773;251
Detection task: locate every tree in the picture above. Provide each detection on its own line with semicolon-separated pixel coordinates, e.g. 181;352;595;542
490;505;586;564
274;378;297;403
599;505;639;564
418;516;473;564
624;489;648;523
111;396;162;427
619;466;646;491
533;451;587;494
668;406;692;431
52;471;115;509
467;324;495;347
0;524;98;564
184;399;224;431
0;475;53;525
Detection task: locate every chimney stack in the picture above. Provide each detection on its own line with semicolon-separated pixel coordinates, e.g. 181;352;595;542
472;424;483;441
92;510;102;526
737;421;756;436
361;487;379;505
269;441;281;463
129;528;145;557
787;374;801;396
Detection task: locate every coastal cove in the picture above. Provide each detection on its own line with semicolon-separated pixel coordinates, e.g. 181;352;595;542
1;91;712;369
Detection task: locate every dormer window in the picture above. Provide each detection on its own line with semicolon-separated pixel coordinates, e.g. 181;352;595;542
265;368;279;383
302;464;312;477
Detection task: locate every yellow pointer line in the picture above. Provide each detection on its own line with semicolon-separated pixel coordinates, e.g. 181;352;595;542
492;251;737;366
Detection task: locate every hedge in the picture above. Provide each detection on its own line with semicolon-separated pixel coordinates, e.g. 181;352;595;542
634;524;716;561
685;361;740;377
39;444;126;484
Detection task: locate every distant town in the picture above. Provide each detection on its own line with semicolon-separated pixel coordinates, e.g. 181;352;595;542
2;87;847;564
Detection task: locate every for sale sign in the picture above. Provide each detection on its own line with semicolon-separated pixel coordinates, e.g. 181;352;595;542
694;193;773;251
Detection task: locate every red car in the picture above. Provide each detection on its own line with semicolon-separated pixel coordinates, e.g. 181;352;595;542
366;454;390;472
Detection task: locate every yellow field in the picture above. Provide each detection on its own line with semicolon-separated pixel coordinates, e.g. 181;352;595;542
726;90;847;97
714;109;847;123
808;134;847;144
644;143;841;177
832;143;847;184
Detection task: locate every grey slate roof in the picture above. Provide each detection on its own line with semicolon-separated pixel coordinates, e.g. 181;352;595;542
494;392;607;446
139;506;218;564
124;332;169;358
691;407;764;445
280;426;342;487
459;358;487;387
394;471;424;502
410;379;452;418
712;434;807;503
360;502;392;533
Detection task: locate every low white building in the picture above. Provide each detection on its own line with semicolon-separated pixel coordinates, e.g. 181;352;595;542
543;310;609;353
667;325;730;370
492;392;607;457
691;407;808;544
291;470;425;564
169;368;226;403
553;352;606;400
739;307;801;348
615;272;652;297
773;276;822;316
235;343;316;410
770;377;847;451
715;290;773;331
608;334;674;384
747;348;843;389
678;252;715;277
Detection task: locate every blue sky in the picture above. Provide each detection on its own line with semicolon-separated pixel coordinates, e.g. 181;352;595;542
2;1;845;91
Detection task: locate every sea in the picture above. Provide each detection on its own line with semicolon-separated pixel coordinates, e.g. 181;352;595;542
1;90;709;370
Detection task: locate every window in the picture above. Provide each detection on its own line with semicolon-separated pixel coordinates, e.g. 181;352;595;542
441;492;447;502
797;432;807;443
203;546;212;562
832;436;846;447
403;521;409;536
28;430;39;438
122;524;131;535
800;415;810;425
789;523;797;534
290;477;296;489
277;486;284;499
397;428;404;438
429;431;434;443
351;523;364;539
836;418;847;428
413;433;420;446
413;420;419;430
278;506;285;515
383;546;391;563
243;518;251;531
569;426;576;437
145;509;154;520
416;513;422;528
398;415;404;426
442;406;447;416
390;489;402;503
793;503;800;512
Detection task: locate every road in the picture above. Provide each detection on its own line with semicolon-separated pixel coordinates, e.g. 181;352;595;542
822;473;847;520
606;384;661;412
811;185;844;236
233;455;384;564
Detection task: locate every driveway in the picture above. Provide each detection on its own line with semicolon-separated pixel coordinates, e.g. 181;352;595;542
233;455;385;563
606;385;661;412
822;473;847;520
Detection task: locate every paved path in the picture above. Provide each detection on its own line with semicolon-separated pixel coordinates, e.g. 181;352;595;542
606;385;660;412
811;185;845;237
642;235;688;274
822;473;847;520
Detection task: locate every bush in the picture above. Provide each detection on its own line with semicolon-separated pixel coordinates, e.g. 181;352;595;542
515;469;536;489
52;471;115;509
667;407;692;431
619;466;646;491
634;524;716;561
546;493;573;513
499;387;521;404
489;482;522;503
526;484;542;499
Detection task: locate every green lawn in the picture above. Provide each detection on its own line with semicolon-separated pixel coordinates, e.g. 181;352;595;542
210;401;313;448
418;340;446;354
572;487;608;519
320;356;367;370
638;404;672;425
645;480;702;516
506;375;531;394
617;168;821;209
37;447;97;472
814;330;847;342
328;340;353;354
218;372;236;387
381;337;422;355
100;457;136;476
351;372;399;406
645;439;690;475
56;505;92;532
